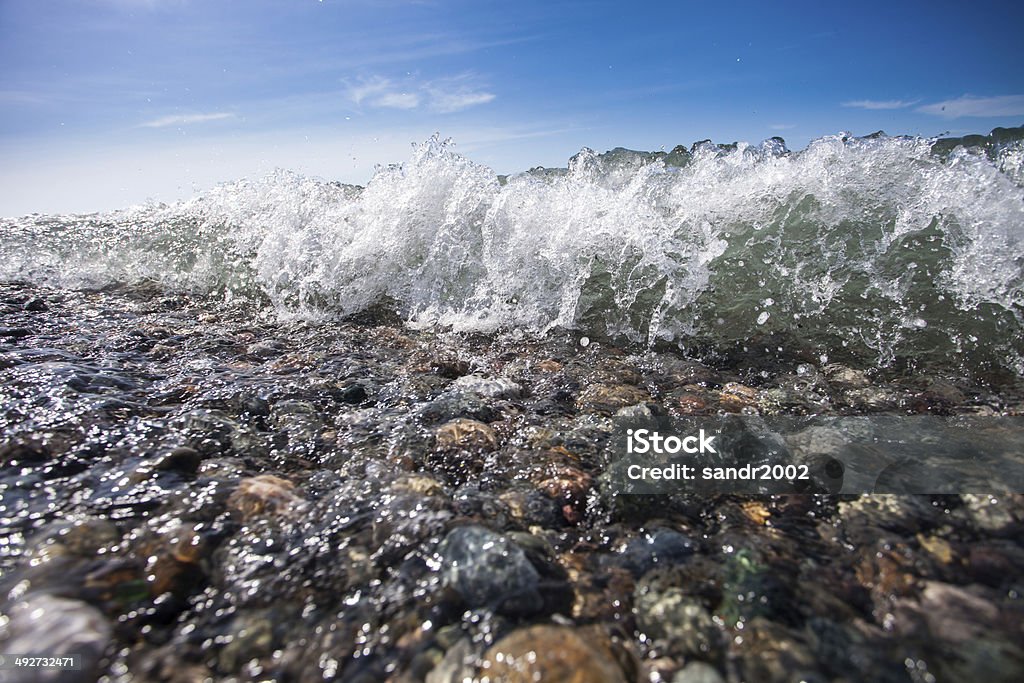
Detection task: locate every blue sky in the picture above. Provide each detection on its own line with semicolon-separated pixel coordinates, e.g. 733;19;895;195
2;0;1023;215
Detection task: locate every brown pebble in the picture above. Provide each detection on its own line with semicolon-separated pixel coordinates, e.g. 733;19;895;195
719;382;759;411
675;392;708;415
576;383;650;414
435;418;499;451
479;624;629;683
535;464;593;523
227;475;304;519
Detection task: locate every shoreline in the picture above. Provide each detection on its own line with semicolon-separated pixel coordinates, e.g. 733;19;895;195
1;281;1022;681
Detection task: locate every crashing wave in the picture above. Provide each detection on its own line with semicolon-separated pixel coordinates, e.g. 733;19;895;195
2;129;1023;374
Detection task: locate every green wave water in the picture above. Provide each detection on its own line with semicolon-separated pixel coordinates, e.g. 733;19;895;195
2;129;1023;378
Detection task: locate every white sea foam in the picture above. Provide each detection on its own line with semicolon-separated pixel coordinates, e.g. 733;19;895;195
2;133;1022;371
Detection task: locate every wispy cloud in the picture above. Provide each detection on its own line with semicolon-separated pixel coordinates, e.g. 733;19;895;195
375;92;421;109
345;77;421;109
140;112;236;128
917;94;1024;118
424;74;495;113
346;76;393;106
428;91;496;113
768;123;796;131
345;74;495;113
841;99;918;110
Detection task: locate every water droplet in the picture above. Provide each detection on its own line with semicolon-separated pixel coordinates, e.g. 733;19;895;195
579;336;590;347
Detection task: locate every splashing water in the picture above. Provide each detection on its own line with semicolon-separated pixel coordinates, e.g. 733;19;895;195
2;132;1023;375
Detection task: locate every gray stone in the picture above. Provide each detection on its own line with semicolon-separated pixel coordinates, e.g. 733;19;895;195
823;363;870;388
672;661;725;683
635;585;720;659
449;374;522;399
616;528;697;576
838;495;939;534
436;525;541;614
425;638;476;683
0;593;111;683
615;403;653;418
958;494;1022;535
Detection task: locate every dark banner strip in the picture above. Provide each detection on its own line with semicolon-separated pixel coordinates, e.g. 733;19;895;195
604;416;1024;494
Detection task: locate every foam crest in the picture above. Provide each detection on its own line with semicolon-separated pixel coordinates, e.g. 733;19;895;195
2;132;1022;373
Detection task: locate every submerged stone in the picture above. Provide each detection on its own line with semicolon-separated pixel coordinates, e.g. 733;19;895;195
635;583;721;659
227;474;305;519
0;594;111;683
436;525;541;614
434;418;499;451
672;661;726;683
614;528;697;576
576;383;650;414
449;374;523;399
480;624;629;683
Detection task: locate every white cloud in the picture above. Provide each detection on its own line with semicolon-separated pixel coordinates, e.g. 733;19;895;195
345;76;393;106
141;112;235;128
428;90;496;113
841;99;918;110
768;123;796;131
374;92;421;109
345;77;421;109
423;73;495;113
345;74;494;113
917;94;1024;118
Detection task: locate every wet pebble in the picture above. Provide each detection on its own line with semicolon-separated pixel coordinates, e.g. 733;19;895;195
672;661;726;683
392;473;446;497
226;474;305;519
719;382;759;411
534;463;593;524
152;446;203;475
419;394;499;424
893;581;1024;681
613;528;697;577
449;374;523;399
838;495;940;537
245;339;286;358
0;326;32;338
576;383;650;414
822;363;870;388
435;418;499;452
843;385;898;410
499;486;564;528
0;594;112;683
956;494;1022;536
634;581;721;660
425;354;469;378
479;624;630;683
426;637;475;683
436;525;542;615
24;297;49;312
734;618;823;683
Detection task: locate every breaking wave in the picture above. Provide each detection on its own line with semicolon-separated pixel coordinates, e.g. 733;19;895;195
3;129;1023;375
